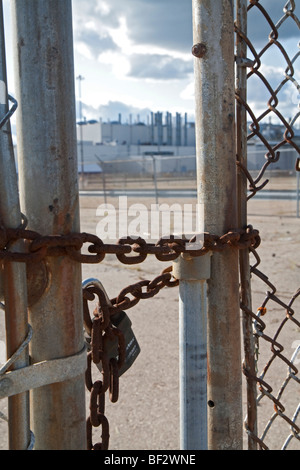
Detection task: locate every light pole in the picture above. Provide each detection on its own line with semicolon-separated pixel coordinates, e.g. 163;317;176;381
77;75;85;182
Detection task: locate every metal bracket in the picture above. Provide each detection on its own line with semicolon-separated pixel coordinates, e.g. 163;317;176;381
173;251;212;281
0;345;87;399
235;57;255;68
0;259;50;307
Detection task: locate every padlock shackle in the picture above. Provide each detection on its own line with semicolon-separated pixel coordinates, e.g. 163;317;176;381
82;278;113;307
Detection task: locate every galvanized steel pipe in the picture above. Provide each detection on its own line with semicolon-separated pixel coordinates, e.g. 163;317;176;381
11;0;86;449
0;0;31;450
174;252;211;450
192;0;243;450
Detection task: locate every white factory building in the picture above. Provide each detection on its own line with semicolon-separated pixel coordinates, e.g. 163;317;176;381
77;112;195;147
76;111;300;175
76;111;197;174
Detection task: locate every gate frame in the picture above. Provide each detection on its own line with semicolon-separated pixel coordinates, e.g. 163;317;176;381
0;0;30;450
189;0;243;450
10;0;86;450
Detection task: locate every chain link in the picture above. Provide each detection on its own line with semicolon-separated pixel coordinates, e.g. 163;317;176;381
0;220;260;450
82;267;179;450
83;283;127;450
0;226;260;265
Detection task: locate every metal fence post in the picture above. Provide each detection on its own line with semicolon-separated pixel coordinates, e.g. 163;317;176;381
192;0;243;449
173;253;210;450
11;0;86;449
0;1;31;450
235;0;258;450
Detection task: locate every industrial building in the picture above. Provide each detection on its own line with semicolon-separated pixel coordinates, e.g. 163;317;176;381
76;111;300;175
77;111;195;147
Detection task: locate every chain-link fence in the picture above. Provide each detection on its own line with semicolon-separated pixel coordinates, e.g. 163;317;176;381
235;0;300;450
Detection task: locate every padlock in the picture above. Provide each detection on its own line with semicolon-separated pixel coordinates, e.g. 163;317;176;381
82;278;140;377
85;310;141;377
104;310;141;377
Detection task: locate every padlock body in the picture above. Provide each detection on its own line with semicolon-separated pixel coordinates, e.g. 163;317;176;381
104;310;141;377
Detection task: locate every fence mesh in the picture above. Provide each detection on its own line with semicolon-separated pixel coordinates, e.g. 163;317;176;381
235;0;300;450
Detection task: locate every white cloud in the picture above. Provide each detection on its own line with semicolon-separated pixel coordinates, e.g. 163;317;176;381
98;51;131;78
3;0;298;124
180;82;194;101
75;42;94;61
95;1;111;16
107;16;131;53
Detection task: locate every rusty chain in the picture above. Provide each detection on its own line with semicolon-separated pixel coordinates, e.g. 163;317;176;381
78;224;260;450
0;219;259;451
83;284;125;450
0;225;260;265
61;221;256;450
82;268;178;450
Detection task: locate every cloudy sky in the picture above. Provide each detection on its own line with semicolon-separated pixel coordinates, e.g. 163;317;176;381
2;0;300;125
